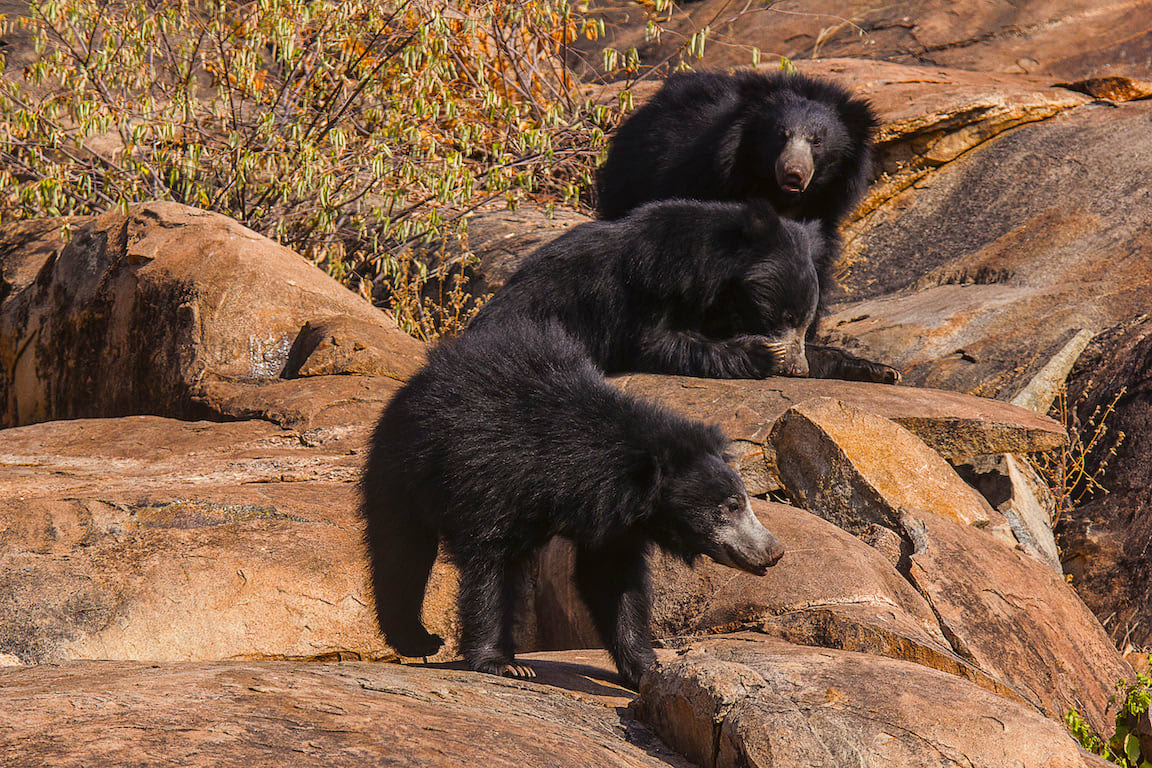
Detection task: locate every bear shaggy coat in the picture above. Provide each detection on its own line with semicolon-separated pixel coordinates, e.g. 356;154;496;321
360;322;784;687
595;70;875;271
469;199;823;379
594;71;898;384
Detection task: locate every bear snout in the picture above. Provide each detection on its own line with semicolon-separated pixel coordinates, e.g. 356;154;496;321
775;139;815;194
711;500;785;575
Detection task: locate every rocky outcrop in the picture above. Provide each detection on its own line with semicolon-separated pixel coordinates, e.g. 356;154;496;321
578;0;1152;81
0;202;425;429
899;509;1130;731
615;373;1065;494
0;415;463;664
2;16;1146;763
806;59;1093;222
637;635;1111;768
1059;317;1152;648
528;499;1021;703
769;397;1007;535
827;98;1152;399
0;656;693;768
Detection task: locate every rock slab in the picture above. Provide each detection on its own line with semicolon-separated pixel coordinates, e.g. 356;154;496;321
900;509;1130;734
770;397;1004;534
614;374;1065;494
529;498;1019;703
637;634;1106;768
0;658;690;768
0;202;425;429
0;414;460;664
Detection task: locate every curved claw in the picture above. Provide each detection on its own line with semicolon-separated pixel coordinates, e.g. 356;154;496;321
500;663;536;679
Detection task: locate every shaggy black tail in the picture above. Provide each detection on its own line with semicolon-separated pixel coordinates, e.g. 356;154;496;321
361;492;445;658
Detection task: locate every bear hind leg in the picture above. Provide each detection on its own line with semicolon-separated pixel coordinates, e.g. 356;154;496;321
458;552;535;679
365;510;444;659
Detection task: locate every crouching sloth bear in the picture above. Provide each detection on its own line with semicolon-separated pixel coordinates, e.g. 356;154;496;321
470;199;822;380
360;321;784;687
595;71;899;384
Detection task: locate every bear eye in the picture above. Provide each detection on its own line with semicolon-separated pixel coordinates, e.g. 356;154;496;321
780;128;790;140
810;135;823;146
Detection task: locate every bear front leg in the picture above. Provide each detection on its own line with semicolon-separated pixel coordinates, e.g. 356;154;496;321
573;540;656;689
637;326;780;379
457;553;535;679
806;343;901;384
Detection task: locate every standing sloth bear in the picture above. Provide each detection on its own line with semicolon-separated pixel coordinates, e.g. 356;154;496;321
361;322;784;687
595;71;899;383
470;199;822;379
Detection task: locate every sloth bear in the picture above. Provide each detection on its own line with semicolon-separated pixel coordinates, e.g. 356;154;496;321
469;199;822;379
596;71;876;241
595;71;899;384
361;321;784;687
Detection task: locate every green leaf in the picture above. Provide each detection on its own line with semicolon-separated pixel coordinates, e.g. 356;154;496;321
1125;733;1140;764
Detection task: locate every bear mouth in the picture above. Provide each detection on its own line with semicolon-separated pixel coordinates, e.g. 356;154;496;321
721;542;771;576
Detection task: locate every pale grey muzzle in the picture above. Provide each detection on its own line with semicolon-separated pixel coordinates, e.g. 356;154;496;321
708;496;785;575
775;137;814;193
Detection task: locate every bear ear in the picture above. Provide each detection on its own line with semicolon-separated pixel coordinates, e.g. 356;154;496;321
740;200;782;238
627;451;664;508
841;96;879;137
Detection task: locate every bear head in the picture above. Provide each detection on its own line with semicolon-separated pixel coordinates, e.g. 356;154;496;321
738;74;877;215
644;425;785;575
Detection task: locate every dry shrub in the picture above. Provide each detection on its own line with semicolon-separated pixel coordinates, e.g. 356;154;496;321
0;0;619;312
1028;381;1126;523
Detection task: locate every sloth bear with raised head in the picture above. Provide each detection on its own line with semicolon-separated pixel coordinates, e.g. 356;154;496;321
595;71;899;384
470;199;822;380
361;321;784;687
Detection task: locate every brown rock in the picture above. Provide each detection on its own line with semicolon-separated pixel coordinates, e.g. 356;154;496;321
460;201;591;296
0;415;459;664
0;658;692;768
403;201;591;311
285;315;425;379
613;374;1065;494
1058;317;1152;648
579;1;1152;80
805;59;1092;220
197;372;404;434
528;499;1018;702
769;397;1005;534
0;202;425;428
828;98;1152;399
637;634;1102;768
1057;75;1152;102
957;453;1063;572
899;509;1130;734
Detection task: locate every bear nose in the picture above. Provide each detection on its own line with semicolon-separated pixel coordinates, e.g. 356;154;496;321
766;536;785;566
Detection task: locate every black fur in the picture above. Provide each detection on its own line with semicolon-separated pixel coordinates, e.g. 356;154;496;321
594;71;898;384
470;199;822;379
596;71;875;284
360;321;782;688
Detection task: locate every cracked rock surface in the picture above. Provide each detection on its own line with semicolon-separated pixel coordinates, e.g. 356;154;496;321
573;0;1152;81
637;635;1113;768
829;98;1152;399
0;656;694;768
